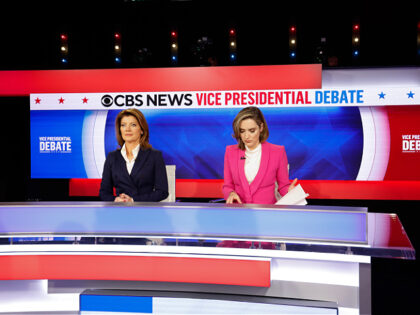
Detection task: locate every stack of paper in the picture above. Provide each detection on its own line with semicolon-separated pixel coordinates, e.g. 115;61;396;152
275;184;309;206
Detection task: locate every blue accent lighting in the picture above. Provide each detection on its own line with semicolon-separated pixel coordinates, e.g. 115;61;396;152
0;205;368;243
104;107;363;181
80;294;153;313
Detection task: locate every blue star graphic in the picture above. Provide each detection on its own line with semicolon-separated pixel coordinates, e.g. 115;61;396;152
407;91;415;98
378;92;386;99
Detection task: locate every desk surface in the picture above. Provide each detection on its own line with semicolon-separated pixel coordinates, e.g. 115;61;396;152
0;202;415;260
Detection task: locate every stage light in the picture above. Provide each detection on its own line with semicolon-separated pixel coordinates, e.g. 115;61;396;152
289;24;297;62
170;29;178;65
228;27;237;64
114;31;122;65
59;33;68;65
352;21;360;62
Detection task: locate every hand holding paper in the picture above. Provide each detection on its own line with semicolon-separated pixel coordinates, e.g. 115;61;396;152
275;184;309;205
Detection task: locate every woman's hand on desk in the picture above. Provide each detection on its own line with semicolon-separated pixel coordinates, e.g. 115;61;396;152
226;191;242;204
288;178;298;192
115;193;134;202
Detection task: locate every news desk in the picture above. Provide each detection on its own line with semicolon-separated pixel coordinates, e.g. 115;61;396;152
0;202;415;315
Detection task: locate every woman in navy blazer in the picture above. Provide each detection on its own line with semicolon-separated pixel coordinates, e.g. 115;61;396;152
99;109;168;202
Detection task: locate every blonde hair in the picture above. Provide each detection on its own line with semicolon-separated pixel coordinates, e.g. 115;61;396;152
232;107;269;150
115;109;152;149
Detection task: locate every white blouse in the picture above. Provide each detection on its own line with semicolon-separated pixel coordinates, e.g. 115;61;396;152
244;143;262;184
120;144;140;175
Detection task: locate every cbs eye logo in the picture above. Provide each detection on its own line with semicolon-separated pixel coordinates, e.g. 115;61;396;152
101;94;143;107
101;95;114;107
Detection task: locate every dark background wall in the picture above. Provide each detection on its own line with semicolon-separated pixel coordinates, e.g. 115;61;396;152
0;1;419;313
0;0;419;70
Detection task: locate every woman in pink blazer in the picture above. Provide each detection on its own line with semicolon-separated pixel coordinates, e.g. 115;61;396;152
223;106;297;204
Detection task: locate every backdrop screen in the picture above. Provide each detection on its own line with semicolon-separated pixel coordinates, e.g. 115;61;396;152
31;107;367;180
27;66;420;199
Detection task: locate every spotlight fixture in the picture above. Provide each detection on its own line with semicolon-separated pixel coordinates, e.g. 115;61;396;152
60;33;68;64
352;22;360;61
229;27;237;64
170;30;178;65
289;25;297;62
315;37;327;64
114;32;122;64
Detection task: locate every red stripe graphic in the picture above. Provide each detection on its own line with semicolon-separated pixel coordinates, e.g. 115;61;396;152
0;255;270;287
0;65;321;96
69;178;420;200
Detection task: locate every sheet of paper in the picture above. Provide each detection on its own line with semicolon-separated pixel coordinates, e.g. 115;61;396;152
275;184;309;205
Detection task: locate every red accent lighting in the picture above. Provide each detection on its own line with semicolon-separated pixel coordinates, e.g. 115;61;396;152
0;255;271;287
0;65;322;95
69;178;420;200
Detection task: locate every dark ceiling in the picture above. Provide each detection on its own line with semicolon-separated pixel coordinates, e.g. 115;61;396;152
0;0;419;70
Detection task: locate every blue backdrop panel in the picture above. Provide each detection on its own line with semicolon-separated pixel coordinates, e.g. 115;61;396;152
106;107;363;180
31;107;363;179
30;110;87;178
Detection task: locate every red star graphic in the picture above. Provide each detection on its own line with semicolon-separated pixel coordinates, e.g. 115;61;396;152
35;98;41;104
59;97;65;104
82;97;88;104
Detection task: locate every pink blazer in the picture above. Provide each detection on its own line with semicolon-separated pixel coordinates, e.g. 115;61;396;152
223;142;290;204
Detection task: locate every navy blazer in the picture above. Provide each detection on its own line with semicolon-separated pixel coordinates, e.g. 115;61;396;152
99;147;169;202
